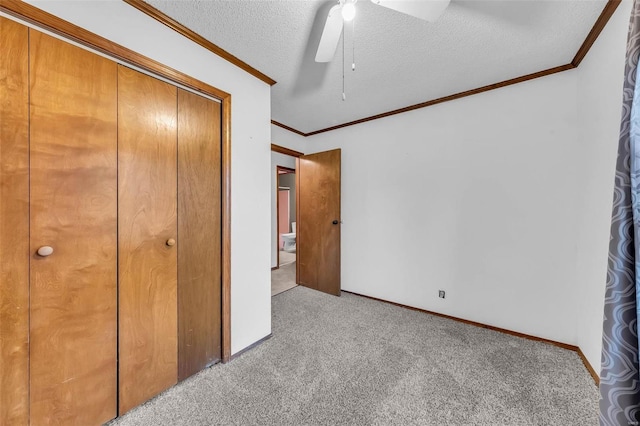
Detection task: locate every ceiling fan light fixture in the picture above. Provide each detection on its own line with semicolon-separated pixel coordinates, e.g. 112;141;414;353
341;1;356;21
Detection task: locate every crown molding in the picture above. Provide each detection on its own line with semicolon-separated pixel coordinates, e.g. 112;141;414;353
271;120;307;137
123;0;277;86
572;0;621;67
305;64;575;136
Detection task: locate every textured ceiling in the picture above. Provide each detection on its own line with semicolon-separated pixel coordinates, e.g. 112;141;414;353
145;0;607;134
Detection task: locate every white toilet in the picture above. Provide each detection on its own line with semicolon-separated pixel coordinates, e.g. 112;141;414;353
281;222;296;252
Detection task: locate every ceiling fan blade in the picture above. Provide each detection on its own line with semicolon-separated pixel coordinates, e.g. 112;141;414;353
371;0;451;22
315;4;344;63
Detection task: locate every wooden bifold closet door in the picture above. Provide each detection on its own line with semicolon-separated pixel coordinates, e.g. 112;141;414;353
118;67;223;413
177;89;222;380
0;16;30;426
118;66;179;415
29;31;118;425
0;19;223;424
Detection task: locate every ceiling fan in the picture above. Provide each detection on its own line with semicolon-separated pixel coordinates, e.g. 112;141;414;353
315;0;451;63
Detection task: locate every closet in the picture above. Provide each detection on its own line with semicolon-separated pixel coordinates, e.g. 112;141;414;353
1;16;222;425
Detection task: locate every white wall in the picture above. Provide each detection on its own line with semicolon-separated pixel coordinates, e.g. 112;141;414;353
272;125;307;154
20;1;273;354
574;0;632;373
306;71;582;344
303;3;632;366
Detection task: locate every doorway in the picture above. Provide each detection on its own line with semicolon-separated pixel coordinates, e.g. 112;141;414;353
270;144;341;297
273;165;298;296
277;167;296;266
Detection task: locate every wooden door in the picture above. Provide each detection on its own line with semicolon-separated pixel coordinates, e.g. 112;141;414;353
177;89;222;380
29;31;118;425
0;17;29;425
118;66;178;414
297;149;341;296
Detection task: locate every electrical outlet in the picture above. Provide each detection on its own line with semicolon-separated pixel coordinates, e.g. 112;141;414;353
438;290;445;299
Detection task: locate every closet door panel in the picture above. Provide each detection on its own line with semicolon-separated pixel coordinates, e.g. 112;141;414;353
118;65;178;414
0;17;29;426
29;31;118;425
177;90;222;380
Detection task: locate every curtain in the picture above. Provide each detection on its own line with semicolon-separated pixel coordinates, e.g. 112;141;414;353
601;2;640;424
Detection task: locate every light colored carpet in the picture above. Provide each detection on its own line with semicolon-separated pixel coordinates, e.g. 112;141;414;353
271;262;297;296
109;287;598;426
279;250;296;266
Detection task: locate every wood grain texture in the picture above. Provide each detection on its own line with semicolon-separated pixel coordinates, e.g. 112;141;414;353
177;89;222;380
572;0;621;67
0;0;230;102
297;150;341;296
0;16;29;425
221;97;232;362
271;143;304;158
123;0;276;86
29;30;118;425
118;65;178;414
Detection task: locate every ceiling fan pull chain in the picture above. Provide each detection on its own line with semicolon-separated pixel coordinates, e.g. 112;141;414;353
342;17;346;101
352;16;356;71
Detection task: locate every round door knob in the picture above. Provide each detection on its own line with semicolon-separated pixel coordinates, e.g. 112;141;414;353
166;238;176;247
37;246;54;257
332;220;339;225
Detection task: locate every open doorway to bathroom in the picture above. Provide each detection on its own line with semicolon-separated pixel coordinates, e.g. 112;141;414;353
271;144;341;297
277;166;296;267
271;144;303;296
272;165;298;296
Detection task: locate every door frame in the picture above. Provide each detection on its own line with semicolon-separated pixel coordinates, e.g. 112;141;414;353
276;166;296;269
0;2;234;363
271;143;303;275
